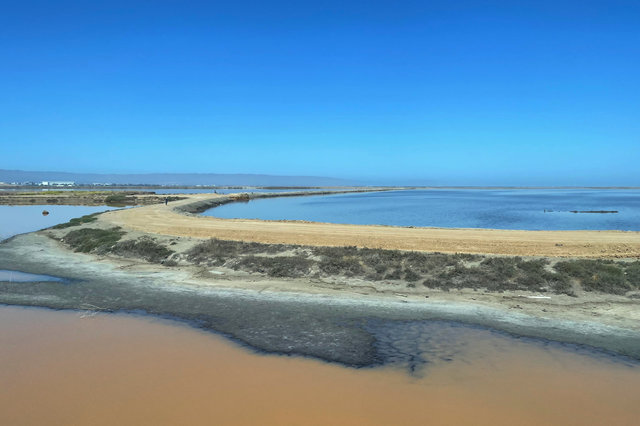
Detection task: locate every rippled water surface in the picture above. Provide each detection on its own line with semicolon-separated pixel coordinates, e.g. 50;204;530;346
206;189;640;230
1;306;639;426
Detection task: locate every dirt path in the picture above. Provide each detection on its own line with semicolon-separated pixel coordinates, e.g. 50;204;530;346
100;193;640;258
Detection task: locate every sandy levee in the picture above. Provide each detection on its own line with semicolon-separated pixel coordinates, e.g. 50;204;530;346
2;190;640;364
99;192;640;258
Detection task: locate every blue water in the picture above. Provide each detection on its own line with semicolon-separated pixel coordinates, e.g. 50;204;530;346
0;270;64;283
0;205;119;240
204;189;640;231
0;205;116;282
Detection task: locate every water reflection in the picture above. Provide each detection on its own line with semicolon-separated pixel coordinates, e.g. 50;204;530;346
0;270;64;283
0;205;118;240
366;319;637;376
207;189;640;230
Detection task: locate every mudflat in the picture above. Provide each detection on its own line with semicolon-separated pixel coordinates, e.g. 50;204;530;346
101;193;640;258
2;190;639;365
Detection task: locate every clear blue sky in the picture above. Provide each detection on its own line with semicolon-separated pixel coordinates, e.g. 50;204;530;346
1;1;638;185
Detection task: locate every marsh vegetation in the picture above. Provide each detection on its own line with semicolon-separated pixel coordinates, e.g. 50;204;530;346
55;226;640;296
52;213;100;229
181;238;639;296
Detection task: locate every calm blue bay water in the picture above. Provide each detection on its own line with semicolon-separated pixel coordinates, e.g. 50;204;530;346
0;205;118;281
204;189;640;231
0;205;118;240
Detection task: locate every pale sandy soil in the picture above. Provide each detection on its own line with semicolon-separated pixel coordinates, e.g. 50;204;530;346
100;193;640;258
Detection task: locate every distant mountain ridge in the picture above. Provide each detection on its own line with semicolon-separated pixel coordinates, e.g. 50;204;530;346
0;169;353;187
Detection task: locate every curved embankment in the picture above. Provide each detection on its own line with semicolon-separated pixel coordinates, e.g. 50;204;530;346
99;191;640;258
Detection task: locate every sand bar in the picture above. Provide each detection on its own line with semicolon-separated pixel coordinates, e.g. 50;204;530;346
100;192;640;258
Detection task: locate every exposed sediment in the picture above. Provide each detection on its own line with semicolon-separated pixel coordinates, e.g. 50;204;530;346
1;190;640;369
2;232;640;367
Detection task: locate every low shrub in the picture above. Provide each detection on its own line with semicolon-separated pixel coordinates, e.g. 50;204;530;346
384;268;403;280
516;258;549;274
234;256;312;278
555;260;633;295
63;227;125;253
112;237;174;263
542;272;574;295
403;268;422;282
52;213;99;229
422;277;453;291
187;238;288;265
128;236;639;296
480;257;518;279
104;193;130;205
163;259;178;267
625;262;640;286
318;256;363;277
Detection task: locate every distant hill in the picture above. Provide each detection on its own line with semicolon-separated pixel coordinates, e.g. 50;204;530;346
0;169;353;187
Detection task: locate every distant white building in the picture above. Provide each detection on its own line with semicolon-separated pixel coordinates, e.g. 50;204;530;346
41;181;75;187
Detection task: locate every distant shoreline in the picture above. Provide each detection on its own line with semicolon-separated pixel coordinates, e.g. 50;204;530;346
2;188;639;257
2;184;640;191
0;190;186;206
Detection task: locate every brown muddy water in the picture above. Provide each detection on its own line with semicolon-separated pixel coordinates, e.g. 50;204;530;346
1;306;639;426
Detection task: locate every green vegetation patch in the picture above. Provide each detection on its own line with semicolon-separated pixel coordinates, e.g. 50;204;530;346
52;213;100;229
120;237;640;296
422;258;574;295
186;238;292;265
233;255;313;278
105;193;135;206
63;227;125;253
318;255;364;277
310;246;478;280
111;237;174;263
555;259;638;295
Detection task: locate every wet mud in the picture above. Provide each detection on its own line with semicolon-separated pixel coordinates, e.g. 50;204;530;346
2;233;640;369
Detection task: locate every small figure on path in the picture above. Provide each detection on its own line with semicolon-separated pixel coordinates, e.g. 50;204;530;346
164;197;168;205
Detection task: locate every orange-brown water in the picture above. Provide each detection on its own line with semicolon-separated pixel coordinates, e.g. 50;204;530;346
1;306;639;426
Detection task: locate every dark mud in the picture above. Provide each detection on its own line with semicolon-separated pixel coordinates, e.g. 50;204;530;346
1;233;640;370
